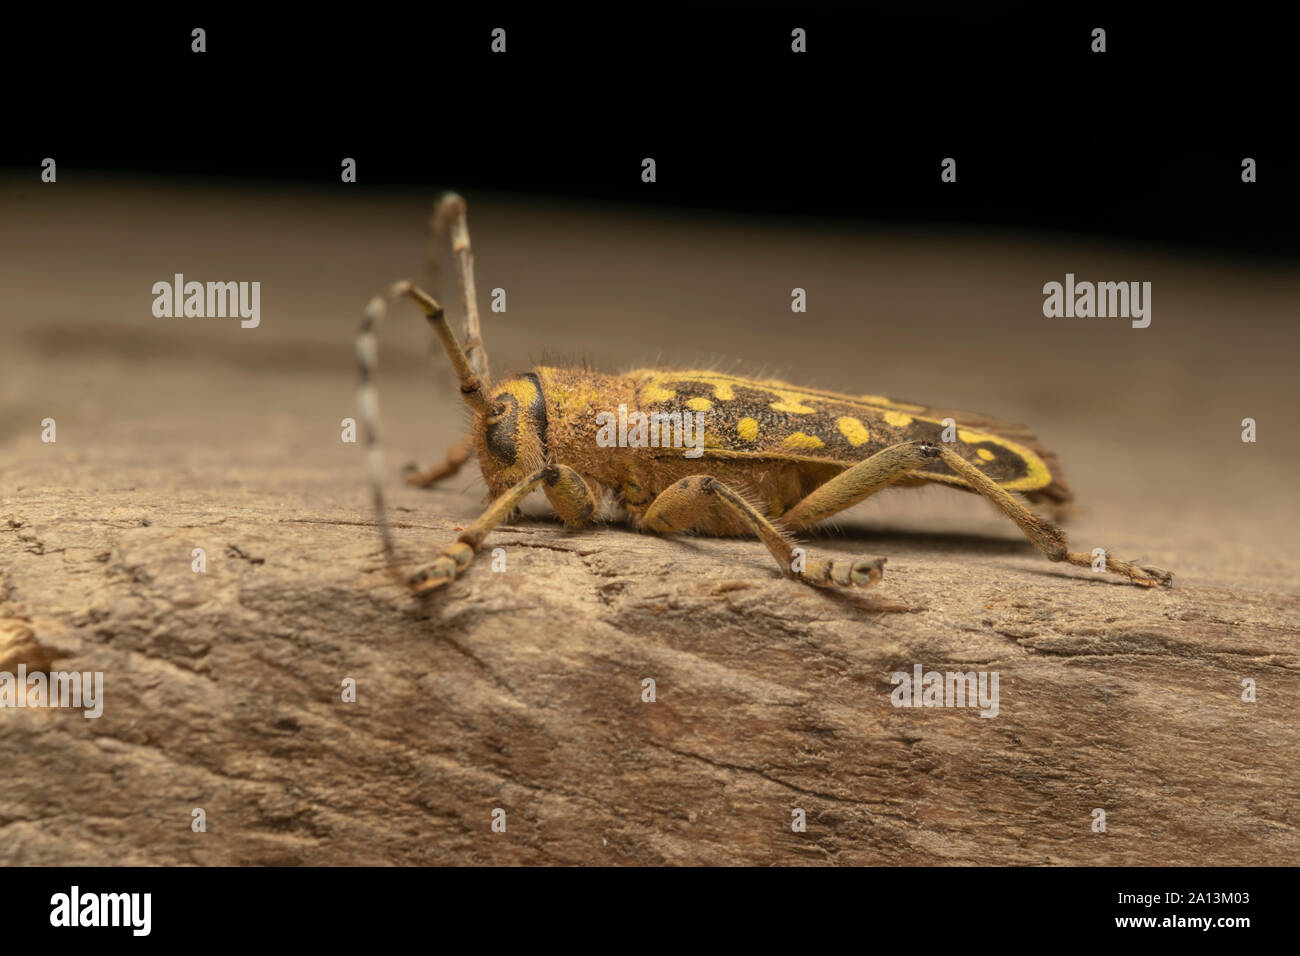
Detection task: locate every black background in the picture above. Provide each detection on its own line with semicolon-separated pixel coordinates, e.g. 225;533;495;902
8;865;1286;941
3;5;1296;257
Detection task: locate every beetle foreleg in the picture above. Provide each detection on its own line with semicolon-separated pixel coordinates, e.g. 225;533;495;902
409;464;596;594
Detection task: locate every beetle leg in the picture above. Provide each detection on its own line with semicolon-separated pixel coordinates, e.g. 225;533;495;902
541;464;600;527
781;441;941;529
933;446;1173;588
403;433;476;487
781;440;1171;589
641;476;886;588
409;464;595;594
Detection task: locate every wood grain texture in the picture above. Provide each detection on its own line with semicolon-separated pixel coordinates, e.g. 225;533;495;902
1;179;1296;865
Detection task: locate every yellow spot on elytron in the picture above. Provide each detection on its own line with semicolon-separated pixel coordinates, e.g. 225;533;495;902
504;378;538;405
957;428;986;443
713;382;735;400
883;410;913;427
782;432;824;451
977;448;995;461
642;384;676;403
736;417;759;441
686;397;712;412
836;416;870;446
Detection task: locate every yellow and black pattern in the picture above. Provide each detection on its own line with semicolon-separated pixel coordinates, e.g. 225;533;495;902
629;370;1053;493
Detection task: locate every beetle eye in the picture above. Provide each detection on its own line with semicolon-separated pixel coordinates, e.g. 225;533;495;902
484;395;520;465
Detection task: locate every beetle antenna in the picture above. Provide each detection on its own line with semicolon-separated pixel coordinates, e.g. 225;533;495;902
355;281;495;580
431;192;489;384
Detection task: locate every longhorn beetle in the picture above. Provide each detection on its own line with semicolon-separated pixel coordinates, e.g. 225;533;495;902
355;194;1173;595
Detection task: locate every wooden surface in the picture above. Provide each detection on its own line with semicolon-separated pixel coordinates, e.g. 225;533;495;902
1;177;1297;865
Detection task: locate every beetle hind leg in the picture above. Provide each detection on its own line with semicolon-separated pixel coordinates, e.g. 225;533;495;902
933;446;1173;588
781;439;1171;589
